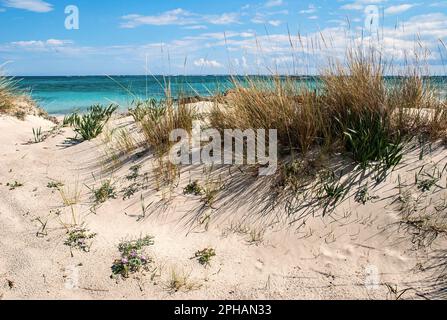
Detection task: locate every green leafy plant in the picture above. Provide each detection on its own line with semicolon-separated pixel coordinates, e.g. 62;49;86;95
183;181;203;196
193;248;216;267
355;185;379;205
111;235;154;278
64;227;97;252
32;127;43;143
47;181;64;189
93;180;117;204
126;165;141;181
129;99;166;123
65;104;117;141
318;172;347;212
6;181;23;190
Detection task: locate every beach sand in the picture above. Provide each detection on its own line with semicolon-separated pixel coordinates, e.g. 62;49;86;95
0;107;446;300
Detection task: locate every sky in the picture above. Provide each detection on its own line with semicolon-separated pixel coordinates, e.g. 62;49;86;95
0;0;446;76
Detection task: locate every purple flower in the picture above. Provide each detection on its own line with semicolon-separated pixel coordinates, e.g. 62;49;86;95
121;258;128;264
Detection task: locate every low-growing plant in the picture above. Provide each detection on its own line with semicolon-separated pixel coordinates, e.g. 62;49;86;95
93;180;117;204
111;235;154;278
32;127;43;143
129;98;166;123
183;181;203;196
64;227;97;252
121;183;139;200
417;177;440;193
126;165;141;181
355;185;379;205
318;172;347;211
166;268;199;293
65;104;117;141
6;181;23;190
247;229;265;245
193;248;216;267
47;181;64;189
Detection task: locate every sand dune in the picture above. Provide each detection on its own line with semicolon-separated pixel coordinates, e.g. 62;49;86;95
0;111;446;300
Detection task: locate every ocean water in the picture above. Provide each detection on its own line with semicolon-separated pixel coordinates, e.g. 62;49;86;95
14;76;237;114
13;75;447;115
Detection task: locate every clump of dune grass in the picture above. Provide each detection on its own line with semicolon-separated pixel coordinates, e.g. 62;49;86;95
135;99;196;156
0;74;16;113
64;104;117;141
59;181;82;206
210;47;446;174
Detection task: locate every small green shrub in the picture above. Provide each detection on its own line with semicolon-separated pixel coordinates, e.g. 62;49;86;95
111;235;154;278
194;248;216;267
129;99;166;123
355;185;379;205
64;227;97;252
93;180;117;204
65;104;117;141
47;181;64;189
6;181;23;190
183;181;203;196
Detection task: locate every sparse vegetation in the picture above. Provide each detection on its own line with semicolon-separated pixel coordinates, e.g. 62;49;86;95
32;127;43;143
193;248;216;267
355;186;379;205
47;181;64;189
64;104;117;141
59;182;81;206
6;181;23;190
183;181;203;196
64;227;97;252
0;74;18;114
111;235;154;278
92;180;117;204
166;268;199;293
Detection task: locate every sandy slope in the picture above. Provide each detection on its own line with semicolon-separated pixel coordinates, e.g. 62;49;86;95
0;111;446;300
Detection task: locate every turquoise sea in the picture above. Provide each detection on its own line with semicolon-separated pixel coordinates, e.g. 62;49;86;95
13;75;447;115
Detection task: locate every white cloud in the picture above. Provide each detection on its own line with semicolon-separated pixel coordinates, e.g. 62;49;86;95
384;4;415;15
193;58;222;68
300;4;317;14
2;0;53;13
182;25;208;30
120;8;239;28
268;20;282;26
341;0;387;11
265;0;284;8
11;39;72;49
308;16;319;20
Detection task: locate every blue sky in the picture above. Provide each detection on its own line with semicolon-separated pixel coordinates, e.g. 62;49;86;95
0;0;446;75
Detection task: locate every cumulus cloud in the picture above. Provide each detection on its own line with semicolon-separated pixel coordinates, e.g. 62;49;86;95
2;0;53;13
268;20;282;26
193;58;223;68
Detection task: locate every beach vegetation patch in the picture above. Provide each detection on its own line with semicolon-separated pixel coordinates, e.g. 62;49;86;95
6;181;24;190
111;235;154;278
193;248;216;267
65;227;97;253
64;104;117;141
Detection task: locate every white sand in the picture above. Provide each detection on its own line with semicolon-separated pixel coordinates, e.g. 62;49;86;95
0;112;446;300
